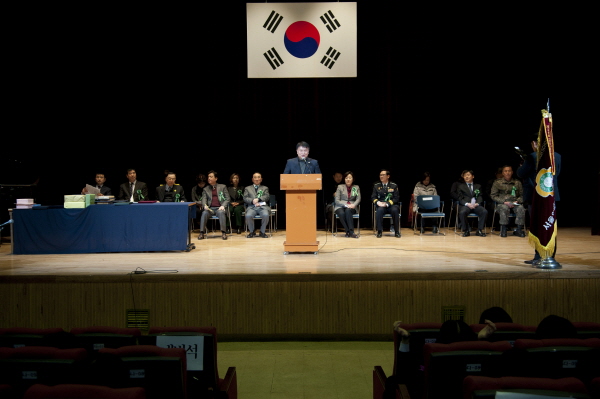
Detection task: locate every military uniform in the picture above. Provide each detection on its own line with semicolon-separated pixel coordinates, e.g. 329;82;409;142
491;178;525;225
371;181;400;234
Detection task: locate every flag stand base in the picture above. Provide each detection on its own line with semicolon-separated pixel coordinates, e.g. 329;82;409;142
533;257;562;269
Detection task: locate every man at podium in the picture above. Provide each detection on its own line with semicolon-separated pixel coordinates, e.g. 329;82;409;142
283;141;321;174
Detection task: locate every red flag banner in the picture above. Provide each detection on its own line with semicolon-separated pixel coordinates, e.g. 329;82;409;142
528;109;557;258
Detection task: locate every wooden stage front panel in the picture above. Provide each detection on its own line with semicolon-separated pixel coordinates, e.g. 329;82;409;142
1;227;599;338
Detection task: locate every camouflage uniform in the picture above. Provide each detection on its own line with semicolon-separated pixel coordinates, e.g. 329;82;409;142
490;178;525;225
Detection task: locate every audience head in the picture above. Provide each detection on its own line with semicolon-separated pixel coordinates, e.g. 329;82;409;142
230;173;240;187
536;315;577;339
438;319;477;344
421;172;431;186
501;165;514;181
196;174;207;188
343;171;354;186
479;307;513;324
379;169;390;184
126;169;137;183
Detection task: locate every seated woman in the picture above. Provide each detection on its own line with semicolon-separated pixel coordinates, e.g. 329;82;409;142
412;172;439;233
227;173;244;234
191;174;207;232
334;171;361;238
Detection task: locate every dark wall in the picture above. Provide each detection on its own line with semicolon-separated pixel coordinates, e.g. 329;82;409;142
2;2;596;227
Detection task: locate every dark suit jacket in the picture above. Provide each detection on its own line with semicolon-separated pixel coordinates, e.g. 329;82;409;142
283;157;321;174
456;182;484;206
156;184;187;202
201;184;230;208
118;181;149;202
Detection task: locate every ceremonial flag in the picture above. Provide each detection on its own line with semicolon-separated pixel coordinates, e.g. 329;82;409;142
528;109;557;259
247;2;357;78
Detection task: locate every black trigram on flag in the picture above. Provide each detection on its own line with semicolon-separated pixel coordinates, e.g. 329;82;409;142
263;47;284;70
320;47;340;69
320;10;341;33
263;10;283;33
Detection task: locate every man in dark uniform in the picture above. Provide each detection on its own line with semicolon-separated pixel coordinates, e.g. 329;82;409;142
371;169;400;238
156;172;187;202
118;169;149;202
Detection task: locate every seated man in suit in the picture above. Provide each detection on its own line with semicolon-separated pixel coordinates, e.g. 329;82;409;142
199;170;230;240
244;172;271;238
118;169;148;202
456;170;487;237
283;141;321;174
491;165;525;237
81;173;112;196
371;169;400;238
156;172;187;202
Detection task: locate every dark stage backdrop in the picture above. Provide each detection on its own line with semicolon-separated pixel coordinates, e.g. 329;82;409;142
2;2;596;228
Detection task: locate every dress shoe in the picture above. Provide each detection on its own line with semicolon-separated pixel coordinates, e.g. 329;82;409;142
462;230;470;237
433;226;439;234
349;233;359;238
198;232;205;240
500;225;507;237
524;259;535;264
395;231;401;238
226;228;231;234
222;232;228;240
236;228;241;234
476;229;486;237
376;231;382;238
246;232;255;238
259;232;268;238
344;232;349;237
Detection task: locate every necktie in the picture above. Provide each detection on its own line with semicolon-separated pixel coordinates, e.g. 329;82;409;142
468;184;473;194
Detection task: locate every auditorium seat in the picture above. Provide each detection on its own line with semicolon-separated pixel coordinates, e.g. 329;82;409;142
145;326;237;399
24;384;147;399
513;338;600;380
469;323;535;345
393;322;442;375
373;366;403;399
98;345;187;399
70;326;141;352
0;384;16;399
0;347;87;397
462;376;590;399
573;322;600;339
0;327;66;348
423;341;513;399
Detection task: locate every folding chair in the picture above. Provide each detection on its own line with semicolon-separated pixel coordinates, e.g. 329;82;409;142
372;202;402;235
332;205;360;237
413;195;445;235
269;194;278;232
491;201;525;234
452;200;487;234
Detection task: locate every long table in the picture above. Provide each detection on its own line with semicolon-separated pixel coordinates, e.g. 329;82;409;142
11;203;196;254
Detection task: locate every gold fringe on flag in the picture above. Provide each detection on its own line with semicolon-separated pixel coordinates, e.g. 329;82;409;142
528;221;558;259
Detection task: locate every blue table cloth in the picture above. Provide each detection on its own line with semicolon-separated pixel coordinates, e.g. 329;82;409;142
13;203;196;254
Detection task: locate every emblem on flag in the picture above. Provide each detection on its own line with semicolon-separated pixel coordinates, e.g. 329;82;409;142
247;3;357;78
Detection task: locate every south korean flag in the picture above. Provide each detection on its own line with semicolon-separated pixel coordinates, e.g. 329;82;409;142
247;2;357;78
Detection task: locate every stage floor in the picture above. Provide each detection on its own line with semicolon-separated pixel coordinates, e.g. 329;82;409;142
1;227;598;282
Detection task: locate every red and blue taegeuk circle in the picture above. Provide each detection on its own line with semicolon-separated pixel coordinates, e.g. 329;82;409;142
284;21;320;59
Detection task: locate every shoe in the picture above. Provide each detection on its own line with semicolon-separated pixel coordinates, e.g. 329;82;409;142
222;232;228;240
259;232;268;238
236;228;241;234
476;229;486;237
524;259;535;264
344;232;349;237
226;228;231;234
462;230;470;237
395;232;401;238
246;232;255;238
433;227;439;234
349;233;359;238
376;231;382;238
198;232;205;240
514;225;526;237
500;225;507;237
390;226;395;233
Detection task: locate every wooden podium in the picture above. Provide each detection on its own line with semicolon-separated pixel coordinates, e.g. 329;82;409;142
280;174;322;254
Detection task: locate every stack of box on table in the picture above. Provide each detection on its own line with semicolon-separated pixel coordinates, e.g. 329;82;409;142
64;194;95;208
15;198;38;209
94;195;115;205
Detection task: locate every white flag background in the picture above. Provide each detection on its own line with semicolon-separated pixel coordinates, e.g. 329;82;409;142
247;2;357;78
